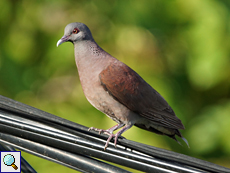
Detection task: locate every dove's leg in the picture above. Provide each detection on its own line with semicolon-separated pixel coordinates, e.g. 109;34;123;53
104;124;133;150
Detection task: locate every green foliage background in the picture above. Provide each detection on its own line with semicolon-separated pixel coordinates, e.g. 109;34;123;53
0;0;230;172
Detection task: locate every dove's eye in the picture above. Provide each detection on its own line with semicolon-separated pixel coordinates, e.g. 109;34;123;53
72;28;79;34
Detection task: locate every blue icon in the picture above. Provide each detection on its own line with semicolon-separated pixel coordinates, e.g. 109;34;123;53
3;154;18;170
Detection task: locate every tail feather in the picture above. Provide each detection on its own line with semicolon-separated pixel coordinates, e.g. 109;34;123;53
135;124;189;147
181;137;190;148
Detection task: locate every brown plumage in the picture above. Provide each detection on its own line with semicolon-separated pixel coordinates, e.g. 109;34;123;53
57;22;189;149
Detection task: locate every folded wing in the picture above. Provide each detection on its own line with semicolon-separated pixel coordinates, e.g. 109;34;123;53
99;61;184;130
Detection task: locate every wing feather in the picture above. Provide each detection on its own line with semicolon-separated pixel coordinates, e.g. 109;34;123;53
99;61;184;129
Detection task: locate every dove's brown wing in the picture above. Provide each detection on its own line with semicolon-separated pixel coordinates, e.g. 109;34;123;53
99;61;184;129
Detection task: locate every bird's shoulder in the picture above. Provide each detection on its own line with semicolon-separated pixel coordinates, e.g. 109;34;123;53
99;61;143;94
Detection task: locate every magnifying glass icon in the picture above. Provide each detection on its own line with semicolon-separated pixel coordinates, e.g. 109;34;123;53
3;154;18;170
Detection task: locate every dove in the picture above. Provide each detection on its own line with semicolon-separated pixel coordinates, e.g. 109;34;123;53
57;22;189;150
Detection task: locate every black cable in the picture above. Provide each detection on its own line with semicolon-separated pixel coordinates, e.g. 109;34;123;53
0;133;130;173
0;95;229;173
0;109;196;173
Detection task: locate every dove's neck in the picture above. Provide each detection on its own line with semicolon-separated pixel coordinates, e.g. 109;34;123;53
74;40;116;76
74;40;104;63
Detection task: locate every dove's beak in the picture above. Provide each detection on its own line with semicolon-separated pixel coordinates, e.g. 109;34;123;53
57;35;70;47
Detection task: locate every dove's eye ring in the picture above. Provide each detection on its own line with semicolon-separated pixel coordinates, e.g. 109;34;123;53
72;28;79;34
